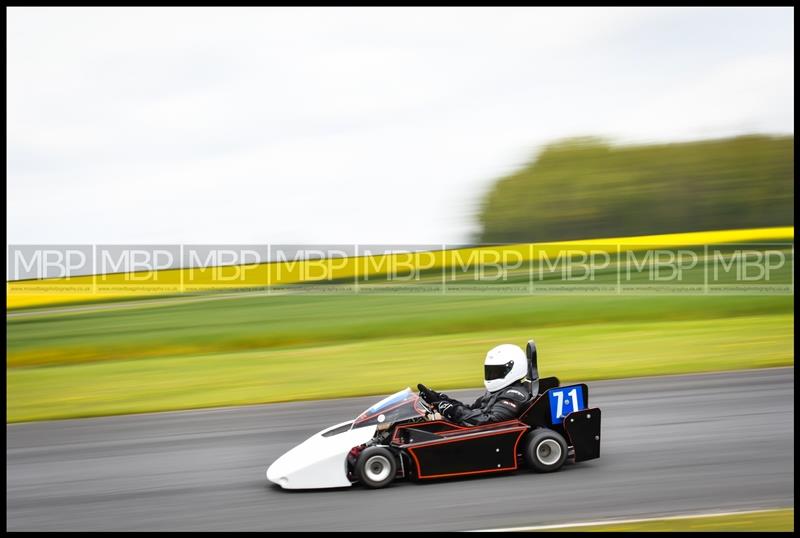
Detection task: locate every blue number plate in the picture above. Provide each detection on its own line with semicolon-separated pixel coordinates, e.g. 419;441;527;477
548;385;586;424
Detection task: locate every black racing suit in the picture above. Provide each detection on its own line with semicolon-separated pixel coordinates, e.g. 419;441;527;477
437;380;532;426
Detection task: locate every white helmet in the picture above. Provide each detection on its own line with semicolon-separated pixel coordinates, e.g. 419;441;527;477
483;344;528;393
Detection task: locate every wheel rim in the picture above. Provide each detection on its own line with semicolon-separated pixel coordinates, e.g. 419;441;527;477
536;439;562;466
364;455;391;482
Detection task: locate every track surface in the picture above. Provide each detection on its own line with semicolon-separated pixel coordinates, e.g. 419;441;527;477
6;368;794;531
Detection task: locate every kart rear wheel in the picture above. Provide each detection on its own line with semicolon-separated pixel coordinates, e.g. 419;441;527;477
355;447;397;489
524;429;568;473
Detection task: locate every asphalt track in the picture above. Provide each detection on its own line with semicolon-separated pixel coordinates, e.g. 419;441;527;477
6;367;794;531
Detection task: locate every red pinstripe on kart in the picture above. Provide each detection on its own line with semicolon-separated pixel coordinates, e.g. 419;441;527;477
266;340;601;489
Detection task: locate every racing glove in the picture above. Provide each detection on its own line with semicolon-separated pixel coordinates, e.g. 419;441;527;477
417;383;445;404
437;400;456;419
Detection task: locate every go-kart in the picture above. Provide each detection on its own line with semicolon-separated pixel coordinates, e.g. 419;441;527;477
266;340;601;489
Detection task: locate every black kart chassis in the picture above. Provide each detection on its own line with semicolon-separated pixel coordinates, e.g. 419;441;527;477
352;377;601;482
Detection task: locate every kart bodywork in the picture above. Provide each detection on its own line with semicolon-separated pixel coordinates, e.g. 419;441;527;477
267;340;601;489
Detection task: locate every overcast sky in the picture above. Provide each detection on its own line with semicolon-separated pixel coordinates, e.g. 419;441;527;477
6;7;794;246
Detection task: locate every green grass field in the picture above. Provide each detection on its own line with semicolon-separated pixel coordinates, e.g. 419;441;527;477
6;240;794;422
546;508;794;532
7;291;793;367
7;289;794;422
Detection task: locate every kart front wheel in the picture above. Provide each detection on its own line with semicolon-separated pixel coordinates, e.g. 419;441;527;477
524;429;568;473
355;447;397;489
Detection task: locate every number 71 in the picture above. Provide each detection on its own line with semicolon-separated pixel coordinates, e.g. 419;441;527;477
553;388;579;419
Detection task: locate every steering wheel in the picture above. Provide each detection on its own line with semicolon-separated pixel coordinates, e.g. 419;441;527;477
417;394;432;411
415;394;439;420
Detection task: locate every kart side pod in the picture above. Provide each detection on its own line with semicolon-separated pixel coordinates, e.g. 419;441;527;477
519;380;601;462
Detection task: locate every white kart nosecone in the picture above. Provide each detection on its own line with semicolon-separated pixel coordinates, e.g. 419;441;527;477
266;420;378;489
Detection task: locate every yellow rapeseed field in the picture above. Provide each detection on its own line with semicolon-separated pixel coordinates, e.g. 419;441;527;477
6;226;793;310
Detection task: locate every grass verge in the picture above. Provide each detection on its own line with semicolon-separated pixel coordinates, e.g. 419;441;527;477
7;313;793;423
543;508;794;532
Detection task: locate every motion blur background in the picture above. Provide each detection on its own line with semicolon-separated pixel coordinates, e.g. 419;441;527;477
6;6;793;422
5;8;796;532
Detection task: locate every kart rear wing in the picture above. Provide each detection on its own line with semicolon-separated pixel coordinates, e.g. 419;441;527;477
519;382;601;462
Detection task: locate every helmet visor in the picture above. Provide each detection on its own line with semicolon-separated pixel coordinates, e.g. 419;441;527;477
485;360;514;381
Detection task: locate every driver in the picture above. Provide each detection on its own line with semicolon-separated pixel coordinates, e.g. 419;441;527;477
418;344;532;426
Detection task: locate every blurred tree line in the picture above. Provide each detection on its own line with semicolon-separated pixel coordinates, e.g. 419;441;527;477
477;134;794;243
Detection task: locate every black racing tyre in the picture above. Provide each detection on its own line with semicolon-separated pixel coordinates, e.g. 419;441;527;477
355;446;397;489
523;428;568;473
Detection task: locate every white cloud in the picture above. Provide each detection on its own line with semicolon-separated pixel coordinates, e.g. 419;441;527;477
6;7;794;245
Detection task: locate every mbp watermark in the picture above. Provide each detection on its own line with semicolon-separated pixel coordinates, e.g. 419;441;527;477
5;242;794;298
183;245;269;292
268;245;358;292
8;245;94;296
706;245;791;294
528;245;617;294
91;245;182;294
711;248;786;281
620;247;704;293
624;249;700;281
9;245;93;280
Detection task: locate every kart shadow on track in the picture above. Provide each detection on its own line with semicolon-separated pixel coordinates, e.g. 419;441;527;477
266;458;587;495
266;482;353;494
